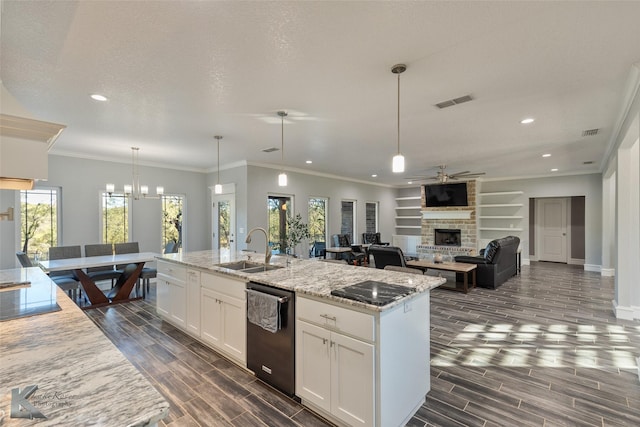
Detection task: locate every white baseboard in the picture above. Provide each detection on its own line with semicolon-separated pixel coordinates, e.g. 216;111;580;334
612;300;640;320
601;267;616;277
584;264;601;273
569;258;585;265
522;258;530;266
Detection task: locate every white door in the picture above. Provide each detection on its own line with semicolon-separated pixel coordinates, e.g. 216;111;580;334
537;198;568;263
220;294;246;363
170;279;187;328
296;320;332;412
331;332;375;427
212;188;236;257
200;288;222;348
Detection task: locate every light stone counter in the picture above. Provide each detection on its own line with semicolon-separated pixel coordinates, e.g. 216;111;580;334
159;250;445;311
0;268;169;426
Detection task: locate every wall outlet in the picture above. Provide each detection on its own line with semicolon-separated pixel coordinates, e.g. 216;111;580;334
404;301;412;313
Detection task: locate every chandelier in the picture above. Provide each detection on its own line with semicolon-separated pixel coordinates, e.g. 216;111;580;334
106;147;164;199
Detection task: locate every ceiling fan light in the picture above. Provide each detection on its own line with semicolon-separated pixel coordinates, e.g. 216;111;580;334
278;172;288;187
392;154;405;173
214;183;223;194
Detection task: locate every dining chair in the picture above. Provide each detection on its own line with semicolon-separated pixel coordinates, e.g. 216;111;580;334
16;251;33;267
48;245;82;301
114;241;156;298
84;244;120;284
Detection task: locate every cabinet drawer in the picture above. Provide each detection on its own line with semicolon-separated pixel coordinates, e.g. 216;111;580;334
157;261;187;281
297;297;374;342
201;272;246;299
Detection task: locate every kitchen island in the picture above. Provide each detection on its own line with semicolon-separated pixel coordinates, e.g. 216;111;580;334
157;250;444;427
0;267;169;426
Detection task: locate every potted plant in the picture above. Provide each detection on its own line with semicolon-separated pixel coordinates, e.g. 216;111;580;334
286;213;311;257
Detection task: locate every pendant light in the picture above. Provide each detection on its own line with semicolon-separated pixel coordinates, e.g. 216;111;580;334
278;111;288;186
214;135;223;194
391;64;406;173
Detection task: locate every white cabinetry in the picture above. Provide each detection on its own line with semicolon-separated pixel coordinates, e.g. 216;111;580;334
200;272;246;364
296;294;430;427
478;191;524;248
186;269;201;336
156;261;187;328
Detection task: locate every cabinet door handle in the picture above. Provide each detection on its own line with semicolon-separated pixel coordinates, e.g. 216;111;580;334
320;314;336;322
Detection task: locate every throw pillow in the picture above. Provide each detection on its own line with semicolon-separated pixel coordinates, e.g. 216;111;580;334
484;241;499;262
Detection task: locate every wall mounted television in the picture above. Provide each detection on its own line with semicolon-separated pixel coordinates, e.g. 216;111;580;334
424;182;468;207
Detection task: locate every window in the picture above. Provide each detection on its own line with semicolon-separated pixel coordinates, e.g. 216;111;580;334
20;188;59;261
268;195;291;254
162;194;184;251
101;192;129;244
365;202;378;233
340;200;356;243
308;197;328;244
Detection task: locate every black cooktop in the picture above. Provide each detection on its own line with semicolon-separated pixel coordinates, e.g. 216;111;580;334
330;280;415;306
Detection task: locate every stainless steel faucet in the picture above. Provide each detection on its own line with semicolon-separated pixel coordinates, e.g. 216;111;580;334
245;227;272;264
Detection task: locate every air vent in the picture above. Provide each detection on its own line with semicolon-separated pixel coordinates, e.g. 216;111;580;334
435;94;473;109
582;128;599;137
262;147;279;153
583;161;594;165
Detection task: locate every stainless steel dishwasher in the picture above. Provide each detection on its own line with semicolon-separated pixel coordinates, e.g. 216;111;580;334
246;282;295;396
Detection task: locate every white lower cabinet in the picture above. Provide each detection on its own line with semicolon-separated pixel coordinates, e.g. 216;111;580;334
296;293;430;427
297;319;374;426
200;272;246;364
186;269;201;336
156;262;187;329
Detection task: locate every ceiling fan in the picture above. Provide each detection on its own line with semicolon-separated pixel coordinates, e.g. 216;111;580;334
408;165;485;183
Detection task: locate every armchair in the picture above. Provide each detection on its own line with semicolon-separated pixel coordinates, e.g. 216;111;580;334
362;232;389;246
331;234;366;265
454;236;520;289
368;245;408;270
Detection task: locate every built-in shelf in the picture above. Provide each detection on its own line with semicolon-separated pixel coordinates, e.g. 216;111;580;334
478;203;523;208
479;216;524;219
479;227;523;231
479;191;524;196
422;210;474;220
478;189;525;244
395;188;423;237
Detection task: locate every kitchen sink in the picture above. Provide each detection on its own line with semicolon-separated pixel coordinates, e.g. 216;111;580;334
215;261;283;273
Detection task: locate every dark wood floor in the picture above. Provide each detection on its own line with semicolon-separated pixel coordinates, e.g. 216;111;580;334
83;262;640;426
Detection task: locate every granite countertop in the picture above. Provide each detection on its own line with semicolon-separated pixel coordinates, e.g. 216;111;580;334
159;250;445;312
0;268;169;426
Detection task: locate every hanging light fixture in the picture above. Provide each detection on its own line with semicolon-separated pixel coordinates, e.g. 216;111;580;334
391;63;406;173
106;147;163;199
278;111;288;186
214;135;223;194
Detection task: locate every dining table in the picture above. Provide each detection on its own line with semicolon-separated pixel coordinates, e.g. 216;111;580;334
39;252;158;309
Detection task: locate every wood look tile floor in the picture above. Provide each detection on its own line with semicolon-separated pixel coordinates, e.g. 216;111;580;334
83;262;640;427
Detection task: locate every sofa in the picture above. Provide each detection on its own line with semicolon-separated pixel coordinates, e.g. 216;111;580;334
454;236;520;289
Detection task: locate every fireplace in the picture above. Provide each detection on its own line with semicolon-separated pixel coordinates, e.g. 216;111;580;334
434;229;461;247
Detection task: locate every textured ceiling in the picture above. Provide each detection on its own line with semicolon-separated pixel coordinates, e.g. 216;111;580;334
2;1;640;186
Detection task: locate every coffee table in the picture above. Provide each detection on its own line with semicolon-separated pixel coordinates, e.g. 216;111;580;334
406;260;477;293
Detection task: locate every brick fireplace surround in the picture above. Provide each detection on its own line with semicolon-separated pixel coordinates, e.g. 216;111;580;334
420;180;477;252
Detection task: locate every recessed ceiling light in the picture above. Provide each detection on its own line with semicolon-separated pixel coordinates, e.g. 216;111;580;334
91;94;108;101
305;160;312;164
407;181;413;185
542;153;551;158
551;168;558;172
371;174;377;178
520;118;535;124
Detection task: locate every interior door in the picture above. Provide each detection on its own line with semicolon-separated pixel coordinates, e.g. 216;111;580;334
537;198;568;263
212;190;236;257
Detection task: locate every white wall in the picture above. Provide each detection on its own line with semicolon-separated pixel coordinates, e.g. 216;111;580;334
0;155;211;269
243;165;396;255
480;174;603;267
